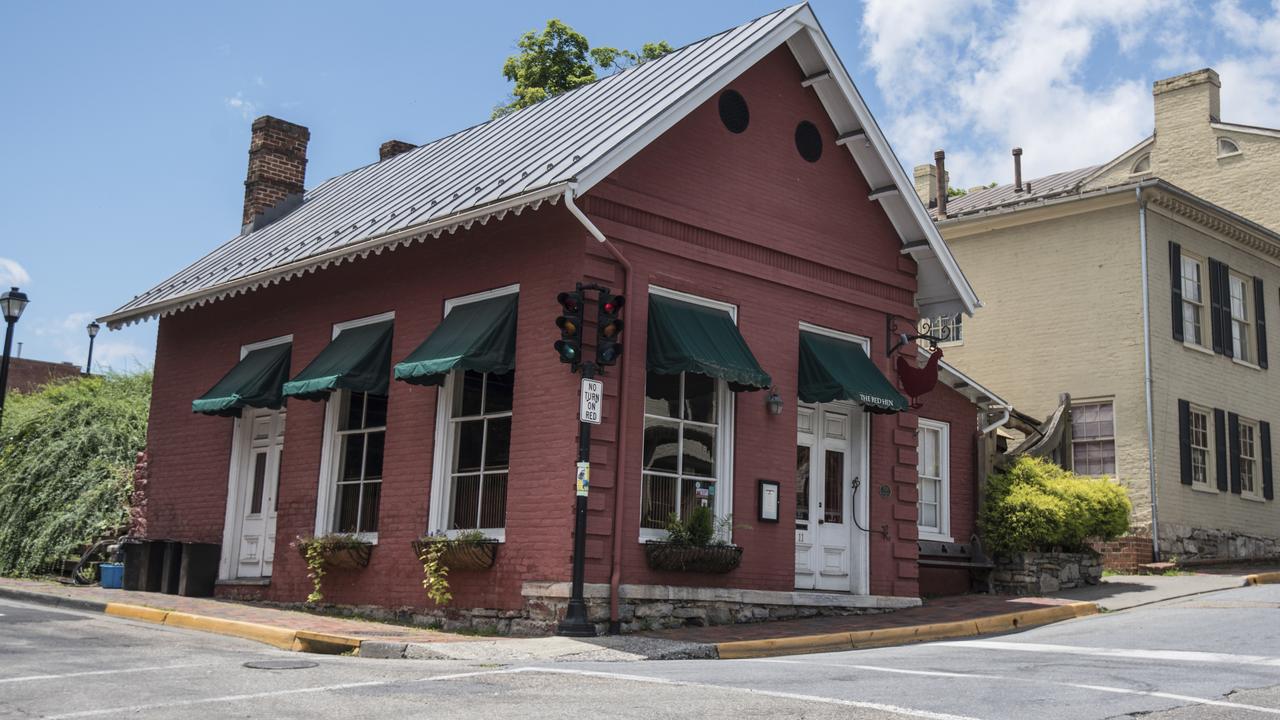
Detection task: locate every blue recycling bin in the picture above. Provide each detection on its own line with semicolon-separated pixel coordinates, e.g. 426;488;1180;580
100;562;124;589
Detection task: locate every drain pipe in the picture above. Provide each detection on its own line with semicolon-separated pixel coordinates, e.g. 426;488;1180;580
1137;187;1161;561
980;403;1012;435
564;184;634;632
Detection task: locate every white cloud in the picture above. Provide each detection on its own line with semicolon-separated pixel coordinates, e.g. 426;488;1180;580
1210;1;1280;128
225;91;258;120
0;257;31;288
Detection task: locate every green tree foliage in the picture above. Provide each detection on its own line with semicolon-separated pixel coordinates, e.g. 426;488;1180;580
494;20;673;117
0;372;150;575
979;456;1131;556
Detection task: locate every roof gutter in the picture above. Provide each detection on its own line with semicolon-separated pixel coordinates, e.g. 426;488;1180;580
564;184;633;633
99;183;573;329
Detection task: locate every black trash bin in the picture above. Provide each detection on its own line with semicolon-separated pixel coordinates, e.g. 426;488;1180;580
178;542;220;597
121;540;148;591
160;541;182;595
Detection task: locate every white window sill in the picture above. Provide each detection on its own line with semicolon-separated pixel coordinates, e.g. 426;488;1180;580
1218;151;1243;160
1182;342;1215;357
918;530;954;543
936;340;963;349
428;529;506;543
1232;357;1263;371
1191;484;1219;495
1241;493;1267;503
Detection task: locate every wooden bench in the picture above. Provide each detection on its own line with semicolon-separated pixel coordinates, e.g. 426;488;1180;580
918;535;995;593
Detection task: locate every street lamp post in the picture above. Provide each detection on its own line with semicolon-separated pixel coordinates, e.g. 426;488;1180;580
0;287;31;428
86;321;100;375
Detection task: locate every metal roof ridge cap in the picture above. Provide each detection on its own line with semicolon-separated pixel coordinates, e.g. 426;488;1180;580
99;183;572;326
938;179;1156;224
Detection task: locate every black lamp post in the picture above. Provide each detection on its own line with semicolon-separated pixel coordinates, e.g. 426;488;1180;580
86;321;100;375
0;286;31;428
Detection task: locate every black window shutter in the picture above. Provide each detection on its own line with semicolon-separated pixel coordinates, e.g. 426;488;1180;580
1254;277;1268;368
1229;412;1242;494
1262;421;1274;501
1221;261;1235;359
1215;408;1229;491
1178;399;1192;485
1170;242;1184;342
1209;258;1225;354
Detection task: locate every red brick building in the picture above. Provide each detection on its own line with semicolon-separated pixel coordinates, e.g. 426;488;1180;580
102;6;1008;632
4;357;83;395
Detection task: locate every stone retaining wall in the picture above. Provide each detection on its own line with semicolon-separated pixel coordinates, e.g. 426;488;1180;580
1158;523;1280;562
992;551;1102;595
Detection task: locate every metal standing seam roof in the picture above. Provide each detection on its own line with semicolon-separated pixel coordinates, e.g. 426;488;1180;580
103;2;979;327
940;165;1102;217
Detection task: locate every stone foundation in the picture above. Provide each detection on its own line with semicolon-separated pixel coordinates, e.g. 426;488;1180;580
991;551;1102;594
261;582;920;636
1158;523;1280;562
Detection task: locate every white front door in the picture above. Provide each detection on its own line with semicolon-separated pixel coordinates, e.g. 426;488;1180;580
795;402;865;592
233;409;285;579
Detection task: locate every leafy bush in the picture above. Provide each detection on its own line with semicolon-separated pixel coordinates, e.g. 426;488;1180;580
0;372;151;576
980;456;1131;555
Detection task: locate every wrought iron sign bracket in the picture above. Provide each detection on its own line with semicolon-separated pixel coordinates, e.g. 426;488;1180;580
885;314;948;357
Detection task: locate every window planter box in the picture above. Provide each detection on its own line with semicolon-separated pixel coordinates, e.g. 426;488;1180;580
296;540;372;570
643;542;743;574
411;538;499;571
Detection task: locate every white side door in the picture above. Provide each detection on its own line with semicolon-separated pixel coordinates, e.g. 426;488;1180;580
235;410;285;579
795;403;857;591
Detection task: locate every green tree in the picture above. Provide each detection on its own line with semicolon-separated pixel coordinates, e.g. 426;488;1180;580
0;372;150;575
494;20;672;117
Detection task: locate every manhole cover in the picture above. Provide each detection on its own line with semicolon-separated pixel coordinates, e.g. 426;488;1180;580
243;660;319;670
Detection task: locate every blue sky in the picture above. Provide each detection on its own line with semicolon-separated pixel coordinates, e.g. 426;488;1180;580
3;1;1278;371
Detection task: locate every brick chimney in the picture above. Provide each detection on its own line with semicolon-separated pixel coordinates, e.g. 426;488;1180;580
242;116;310;230
379;140;417;161
914;164;938;207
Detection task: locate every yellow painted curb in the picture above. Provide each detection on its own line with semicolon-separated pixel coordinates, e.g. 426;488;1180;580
715;601;1100;659
104;603;170;625
1245;571;1280;585
162;611;298;650
293;630;363;655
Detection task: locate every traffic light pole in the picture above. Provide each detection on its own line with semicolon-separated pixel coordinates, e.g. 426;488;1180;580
557;360;597;637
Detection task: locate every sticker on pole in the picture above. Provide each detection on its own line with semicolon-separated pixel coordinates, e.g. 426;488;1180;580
576;462;590;496
580;378;603;424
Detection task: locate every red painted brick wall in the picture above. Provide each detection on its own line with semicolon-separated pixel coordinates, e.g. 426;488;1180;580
143;45;981;611
4;357;82;394
916;381;980;596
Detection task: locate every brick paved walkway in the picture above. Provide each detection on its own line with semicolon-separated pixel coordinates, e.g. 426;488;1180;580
0;577;474;644
640;593;1077;644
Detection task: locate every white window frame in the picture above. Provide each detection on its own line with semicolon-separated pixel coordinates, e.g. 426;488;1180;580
1071;400;1117;477
916;418;951;542
428;284;519;541
1188;404;1214;491
920;313;962;347
1181;252;1207;349
1217;137;1242;158
639;286;737;543
313;311;395;544
1239;417;1262;500
1130;154;1151;175
218;334;293;581
1229;272;1253;363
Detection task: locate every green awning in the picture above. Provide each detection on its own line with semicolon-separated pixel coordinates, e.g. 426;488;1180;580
192;342;292;417
394;294;518;386
798;330;908;413
282;320;394;401
647;293;771;392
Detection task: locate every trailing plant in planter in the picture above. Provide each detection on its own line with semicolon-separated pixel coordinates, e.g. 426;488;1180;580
413;530;497;606
293;534;373;603
643;506;744;574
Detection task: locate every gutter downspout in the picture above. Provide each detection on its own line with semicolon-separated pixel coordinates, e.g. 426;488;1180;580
980;404;1011;435
1138;187;1161;562
564;185;633;633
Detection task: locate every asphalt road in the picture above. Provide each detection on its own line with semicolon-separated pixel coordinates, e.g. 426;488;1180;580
2;583;1279;719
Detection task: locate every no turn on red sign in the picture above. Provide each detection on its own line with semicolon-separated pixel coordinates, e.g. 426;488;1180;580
580;378;603;424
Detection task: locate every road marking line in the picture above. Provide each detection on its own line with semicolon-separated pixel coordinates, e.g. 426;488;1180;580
0;663;209;684
744;659;1280;716
935;639;1280;666
513;667;986;720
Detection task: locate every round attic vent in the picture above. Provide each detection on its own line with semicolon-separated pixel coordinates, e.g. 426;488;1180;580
718;90;750;134
795;121;822;162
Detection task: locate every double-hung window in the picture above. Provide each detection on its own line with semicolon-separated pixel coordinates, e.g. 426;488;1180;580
641;371;726;532
444;369;513;531
1239;418;1260;498
1188;405;1212;488
1071;401;1116;476
1181;255;1206;347
920;314;962;345
333;390;387;534
917;419;950;539
1230;273;1253;362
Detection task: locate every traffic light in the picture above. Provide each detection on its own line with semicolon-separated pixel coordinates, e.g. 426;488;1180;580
554;291;584;366
596;293;625;366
